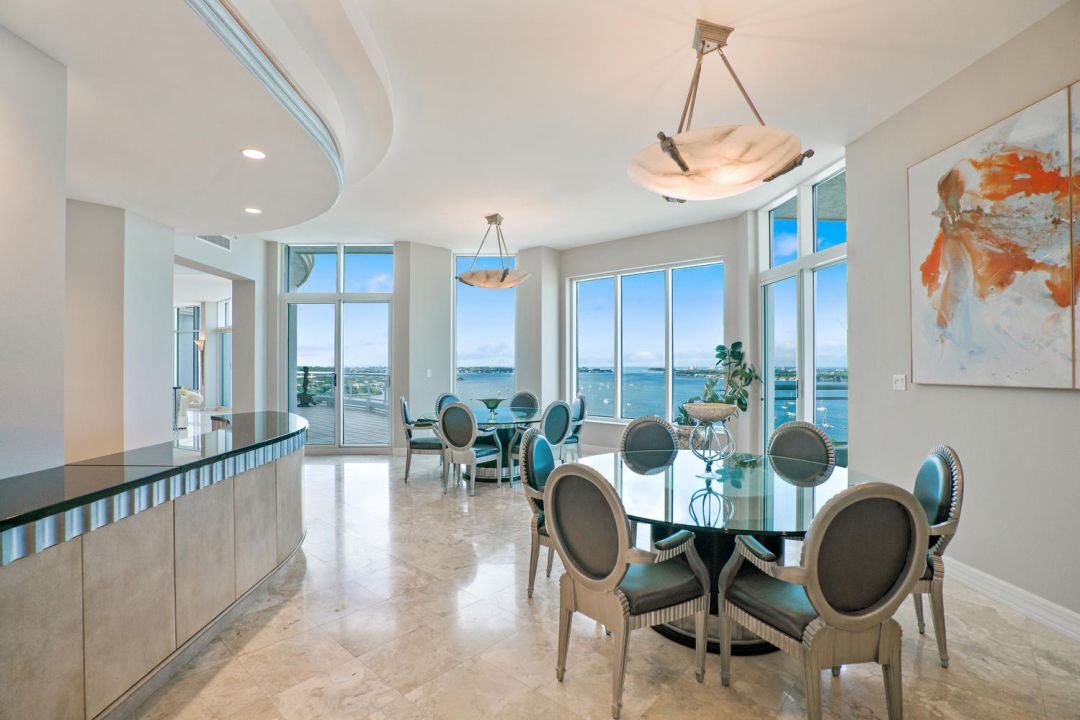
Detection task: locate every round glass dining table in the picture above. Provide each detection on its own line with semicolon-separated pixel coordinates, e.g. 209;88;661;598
417;405;544;481
577;449;876;654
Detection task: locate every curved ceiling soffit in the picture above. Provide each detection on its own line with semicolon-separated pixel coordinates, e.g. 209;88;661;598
184;0;346;199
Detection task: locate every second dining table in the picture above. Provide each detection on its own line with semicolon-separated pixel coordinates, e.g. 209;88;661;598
418;404;544;482
577;448;876;654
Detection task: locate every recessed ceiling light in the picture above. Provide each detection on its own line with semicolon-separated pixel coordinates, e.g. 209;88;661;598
244;207;262;215
241;148;266;160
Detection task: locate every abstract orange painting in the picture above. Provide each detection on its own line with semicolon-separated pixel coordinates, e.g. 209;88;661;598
908;88;1075;388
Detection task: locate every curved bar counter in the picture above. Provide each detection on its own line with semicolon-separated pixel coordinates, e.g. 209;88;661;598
0;412;307;720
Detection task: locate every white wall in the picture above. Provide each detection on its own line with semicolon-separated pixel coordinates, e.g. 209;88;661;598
557;215;756;452
123;213;175;448
516;247;561;407
0;28;66;476
405;242;453;420
847;0;1080;614
65;201;125;461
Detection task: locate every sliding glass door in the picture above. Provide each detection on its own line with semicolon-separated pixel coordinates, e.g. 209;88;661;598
287;301;391;448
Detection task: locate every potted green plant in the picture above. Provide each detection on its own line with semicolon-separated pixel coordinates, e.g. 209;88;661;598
674;341;762;449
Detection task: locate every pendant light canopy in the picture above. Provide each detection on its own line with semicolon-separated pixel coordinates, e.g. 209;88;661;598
628;20;814;202
456;213;530;289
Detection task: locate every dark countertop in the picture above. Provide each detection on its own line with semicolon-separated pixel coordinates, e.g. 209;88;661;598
0;412;307;532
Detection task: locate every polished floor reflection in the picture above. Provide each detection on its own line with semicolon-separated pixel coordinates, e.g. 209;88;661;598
135;456;1078;719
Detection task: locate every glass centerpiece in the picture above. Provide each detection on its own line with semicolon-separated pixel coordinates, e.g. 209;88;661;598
476;397;505;418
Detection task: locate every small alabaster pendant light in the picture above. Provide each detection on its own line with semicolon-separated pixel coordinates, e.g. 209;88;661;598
456;213;530;289
628;20;814;202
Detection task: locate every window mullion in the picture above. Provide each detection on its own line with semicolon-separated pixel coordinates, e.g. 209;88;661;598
614;276;622;420
664;268;673;421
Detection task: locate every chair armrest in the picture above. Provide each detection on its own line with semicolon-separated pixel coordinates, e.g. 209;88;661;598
627;547;658;564
929;518;958;537
653;530;696;561
522;483;544;502
734;536;806;585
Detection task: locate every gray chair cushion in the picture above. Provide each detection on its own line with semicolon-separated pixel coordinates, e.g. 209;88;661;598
818;497;912;612
914;454;952;526
619;559;704;615
563;435;580;445
442;406;474;447
510;392;539;411
409;436;442;450
726;570;818;640
472;444;500;459
550;474;620;580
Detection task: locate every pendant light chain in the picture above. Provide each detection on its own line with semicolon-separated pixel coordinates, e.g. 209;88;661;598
465;223;493;273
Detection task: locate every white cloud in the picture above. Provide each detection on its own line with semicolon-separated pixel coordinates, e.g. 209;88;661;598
364;273;392;293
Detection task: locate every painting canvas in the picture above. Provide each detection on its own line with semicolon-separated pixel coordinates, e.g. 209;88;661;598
1073;82;1080;389
908;88;1073;388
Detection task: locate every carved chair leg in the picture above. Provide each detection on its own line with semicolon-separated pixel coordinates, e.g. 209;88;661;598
801;651;823;720
546;546;555;577
831;666;841;677
930;580;949;668
719;609;733;688
527;533;540;598
469;461;476;496
496;452;503;488
556;604;573;682
442;458;449;494
694;607;707;683
404;449;411;482
611;617;631;720
913;592;925;634
881;626;904;720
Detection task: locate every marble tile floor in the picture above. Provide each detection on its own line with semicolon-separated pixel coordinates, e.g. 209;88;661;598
135;455;1079;720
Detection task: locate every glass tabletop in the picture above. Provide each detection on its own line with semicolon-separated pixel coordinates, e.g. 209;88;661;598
578;450;879;537
417;405;544;429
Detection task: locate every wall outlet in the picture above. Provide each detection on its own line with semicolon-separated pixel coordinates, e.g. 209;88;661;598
892;374;907;391
426;368;432;378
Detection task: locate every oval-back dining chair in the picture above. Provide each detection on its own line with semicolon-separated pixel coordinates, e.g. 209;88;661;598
619;416;678;470
909;444;964;667
519;427;557;597
435;392;459;414
767;421;836;487
541;400;572;454
509;390;540;413
439;402;502;495
563;394;587;461
400;396;443;482
718;482;929;720
545;463;709;719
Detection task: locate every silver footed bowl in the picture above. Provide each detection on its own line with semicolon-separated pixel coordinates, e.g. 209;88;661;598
477;397;505;413
683;402;737;424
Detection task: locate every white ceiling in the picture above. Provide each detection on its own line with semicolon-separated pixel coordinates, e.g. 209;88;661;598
174;264;232;306
256;0;1066;250
0;0;1067;250
0;0;340;235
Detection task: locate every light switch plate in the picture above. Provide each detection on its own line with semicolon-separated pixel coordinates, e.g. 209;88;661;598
426;368;432;378
892;374;907;391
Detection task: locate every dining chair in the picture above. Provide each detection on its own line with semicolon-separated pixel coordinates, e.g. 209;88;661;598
509;390;540;412
400;396;443;482
435;392;459;414
909;444;964;668
510;400;572;480
718;482;929;720
545;463;709;719
439;402;503;495
518;428;556;598
562;394;587;461
767;421;836;487
619;415;678;470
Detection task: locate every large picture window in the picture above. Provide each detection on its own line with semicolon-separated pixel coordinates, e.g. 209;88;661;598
759;166;847;464
571;260;724;423
174;305;200;390
454;255;516;398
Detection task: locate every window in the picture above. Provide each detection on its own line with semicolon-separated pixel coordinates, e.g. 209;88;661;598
344;246;394;293
454;256;516;398
217;299;232;327
575;277;615;418
759;166;847;463
220;330;232;408
282;244;394;447
174;305;200;390
571;260;724;423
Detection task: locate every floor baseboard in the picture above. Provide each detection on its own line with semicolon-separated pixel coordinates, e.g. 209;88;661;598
949;558;1080;642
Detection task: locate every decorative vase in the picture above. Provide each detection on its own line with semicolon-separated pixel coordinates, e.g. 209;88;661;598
682;403;736;479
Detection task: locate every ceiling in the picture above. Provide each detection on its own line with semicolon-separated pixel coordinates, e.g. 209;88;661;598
174;264;233;305
0;0;1067;250
0;0;340;235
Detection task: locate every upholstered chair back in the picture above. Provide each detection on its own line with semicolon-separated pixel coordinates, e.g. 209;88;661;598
545;464;632;592
440;402;476;450
399;397;414;440
541;401;572;445
435;393;459;414
913;445;963;555
800;483;928;630
767;421;836;486
510;391;540;412
570;395;586;423
521;428;556;492
620;416;678;469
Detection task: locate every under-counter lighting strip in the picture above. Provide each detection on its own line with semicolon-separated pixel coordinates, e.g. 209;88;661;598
0;433;304;567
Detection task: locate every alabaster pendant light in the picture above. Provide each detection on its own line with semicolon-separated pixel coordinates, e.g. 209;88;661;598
628;20;814;202
456;213;530;289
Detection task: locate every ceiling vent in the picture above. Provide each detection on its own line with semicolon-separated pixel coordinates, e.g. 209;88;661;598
196;234;233;251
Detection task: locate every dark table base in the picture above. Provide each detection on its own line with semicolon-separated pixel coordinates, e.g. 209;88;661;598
648;523;784;656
